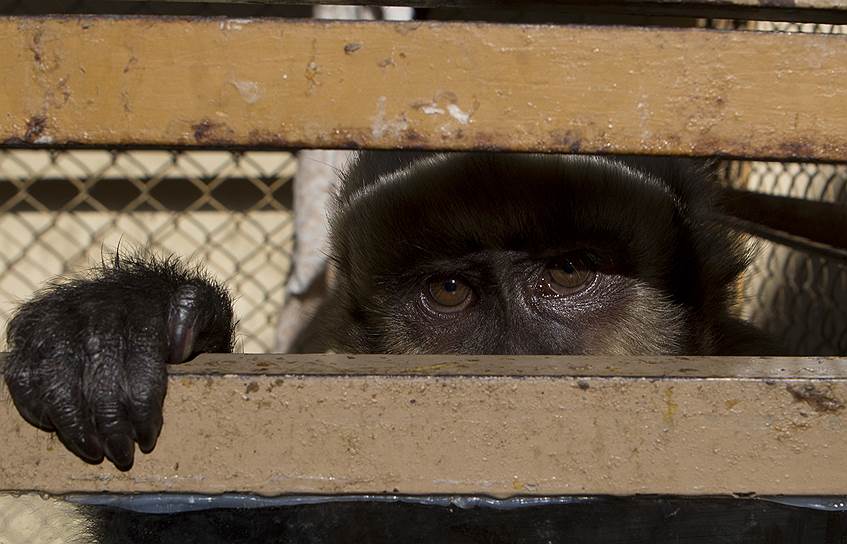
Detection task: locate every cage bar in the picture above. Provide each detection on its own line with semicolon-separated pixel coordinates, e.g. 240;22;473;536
96;0;847;5
1;354;846;496
1;17;846;160
98;0;847;24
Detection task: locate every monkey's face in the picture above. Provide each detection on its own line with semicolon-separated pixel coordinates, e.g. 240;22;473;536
331;153;743;355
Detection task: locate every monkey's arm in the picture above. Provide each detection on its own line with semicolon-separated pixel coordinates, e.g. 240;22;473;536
3;255;234;470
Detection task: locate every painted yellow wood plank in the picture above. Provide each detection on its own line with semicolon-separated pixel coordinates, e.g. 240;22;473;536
1;17;846;159
2;354;847;496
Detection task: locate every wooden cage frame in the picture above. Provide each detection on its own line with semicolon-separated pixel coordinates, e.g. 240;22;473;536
0;1;845;497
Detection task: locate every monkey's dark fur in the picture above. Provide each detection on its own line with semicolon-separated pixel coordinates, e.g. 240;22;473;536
3;152;776;543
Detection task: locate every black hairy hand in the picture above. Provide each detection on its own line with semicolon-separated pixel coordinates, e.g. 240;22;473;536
3;254;234;470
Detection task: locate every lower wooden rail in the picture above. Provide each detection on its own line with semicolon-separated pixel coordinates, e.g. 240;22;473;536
1;354;846;496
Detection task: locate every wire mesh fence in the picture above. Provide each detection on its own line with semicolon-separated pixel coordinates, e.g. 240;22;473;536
737;162;847;355
752;21;847;33
0;149;296;353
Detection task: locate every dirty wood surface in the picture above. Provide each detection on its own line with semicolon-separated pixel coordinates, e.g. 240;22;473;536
1;17;846;159
2;353;847;496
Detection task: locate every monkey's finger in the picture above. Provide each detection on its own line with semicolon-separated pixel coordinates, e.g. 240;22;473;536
51;411;105;465
6;348;104;463
124;347;168;455
90;393;136;471
4;361;56;432
83;334;137;471
40;360;106;464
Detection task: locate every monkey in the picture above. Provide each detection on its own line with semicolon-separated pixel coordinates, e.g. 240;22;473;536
318;152;773;356
2;152;778;543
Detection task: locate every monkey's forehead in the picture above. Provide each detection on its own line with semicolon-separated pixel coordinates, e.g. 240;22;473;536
337;151;707;212
335;153;697;252
329;153;726;278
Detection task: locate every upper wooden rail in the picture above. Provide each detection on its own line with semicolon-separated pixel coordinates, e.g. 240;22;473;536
101;0;847;5
1;17;846;160
13;1;847;23
100;0;847;15
2;354;847;496
94;0;847;23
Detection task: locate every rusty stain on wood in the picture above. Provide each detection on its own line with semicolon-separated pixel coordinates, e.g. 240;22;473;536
2;354;847;496
786;382;845;412
0;17;846;159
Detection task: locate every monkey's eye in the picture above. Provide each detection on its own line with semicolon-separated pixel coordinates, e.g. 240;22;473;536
539;256;596;297
425;277;474;313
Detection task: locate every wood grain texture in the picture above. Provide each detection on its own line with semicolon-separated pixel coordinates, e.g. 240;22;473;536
2;354;847;496
1;17;846;159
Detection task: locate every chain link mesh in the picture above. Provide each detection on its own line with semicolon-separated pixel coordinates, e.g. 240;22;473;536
0;149;296;353
734;162;847;355
752;21;847;33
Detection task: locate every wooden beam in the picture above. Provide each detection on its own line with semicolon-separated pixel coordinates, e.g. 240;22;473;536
93;0;847;10
720;214;847;262
719;188;847;252
11;2;847;24
2;354;847;496
1;17;846;160
423;5;847;24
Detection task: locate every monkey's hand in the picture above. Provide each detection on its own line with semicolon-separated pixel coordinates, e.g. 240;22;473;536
3;255;234;471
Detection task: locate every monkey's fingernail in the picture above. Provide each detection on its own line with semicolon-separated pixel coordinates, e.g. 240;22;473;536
135;412;163;453
137;428;159;454
65;432;104;464
104;435;135;471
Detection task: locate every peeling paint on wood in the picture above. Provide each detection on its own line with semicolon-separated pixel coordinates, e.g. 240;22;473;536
0;17;846;159
2;354;847;496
